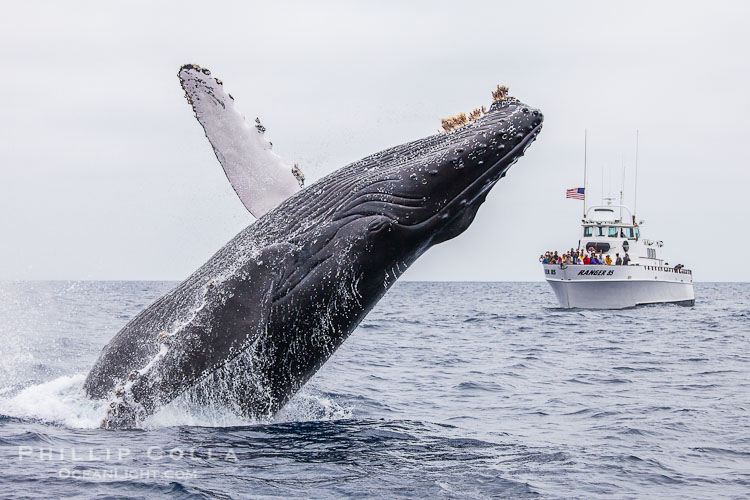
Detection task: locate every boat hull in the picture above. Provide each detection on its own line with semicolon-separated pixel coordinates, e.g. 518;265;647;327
543;264;694;309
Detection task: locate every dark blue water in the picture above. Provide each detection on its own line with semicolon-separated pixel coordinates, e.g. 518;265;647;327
0;281;748;499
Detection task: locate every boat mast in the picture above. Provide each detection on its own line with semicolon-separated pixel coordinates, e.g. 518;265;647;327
620;156;625;221
583;129;588;218
633;130;639;222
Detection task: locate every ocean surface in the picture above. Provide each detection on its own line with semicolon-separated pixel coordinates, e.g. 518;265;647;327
0;281;747;499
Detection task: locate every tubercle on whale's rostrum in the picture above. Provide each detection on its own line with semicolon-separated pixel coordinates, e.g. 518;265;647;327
441;85;511;133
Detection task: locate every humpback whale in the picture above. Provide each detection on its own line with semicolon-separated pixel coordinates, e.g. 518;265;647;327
84;69;543;428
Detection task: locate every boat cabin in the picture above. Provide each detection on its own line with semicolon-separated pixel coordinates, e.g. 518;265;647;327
578;205;663;266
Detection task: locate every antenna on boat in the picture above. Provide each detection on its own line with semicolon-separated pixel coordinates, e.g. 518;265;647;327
633;130;640;221
583;129;588;218
620;155;625;221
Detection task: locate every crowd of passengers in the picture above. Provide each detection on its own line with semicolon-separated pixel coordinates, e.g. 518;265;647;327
540;248;630;266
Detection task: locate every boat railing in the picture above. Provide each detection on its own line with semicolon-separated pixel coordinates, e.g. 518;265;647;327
543;262;692;275
642;265;692;275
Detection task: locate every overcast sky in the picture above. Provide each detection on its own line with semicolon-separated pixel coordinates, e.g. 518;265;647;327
1;0;748;281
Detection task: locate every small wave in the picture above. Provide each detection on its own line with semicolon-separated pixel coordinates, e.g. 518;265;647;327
359;323;382;329
612;366;664;372
563;408;593;416
691;447;750;458
453;381;504;392
619;427;656;436
275;389;354;423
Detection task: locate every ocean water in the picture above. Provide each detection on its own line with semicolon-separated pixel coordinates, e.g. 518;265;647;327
0;281;747;499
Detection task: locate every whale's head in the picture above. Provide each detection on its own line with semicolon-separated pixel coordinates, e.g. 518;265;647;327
315;96;543;258
385;98;541;248
254;93;543;302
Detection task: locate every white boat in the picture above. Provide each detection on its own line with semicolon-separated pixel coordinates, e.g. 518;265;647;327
542;204;694;309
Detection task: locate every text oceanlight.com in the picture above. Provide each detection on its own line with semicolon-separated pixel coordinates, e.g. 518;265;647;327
57;468;199;480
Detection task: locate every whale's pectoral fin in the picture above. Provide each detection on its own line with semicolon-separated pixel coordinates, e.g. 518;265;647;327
178;64;303;218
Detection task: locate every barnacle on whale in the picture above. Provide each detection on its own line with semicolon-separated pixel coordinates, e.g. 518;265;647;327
492;85;510;102
441;112;468;132
442;86;510;132
255;117;266;133
292;163;305;188
467;106;487;122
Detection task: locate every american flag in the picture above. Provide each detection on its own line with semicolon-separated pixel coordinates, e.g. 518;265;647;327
566;187;585;200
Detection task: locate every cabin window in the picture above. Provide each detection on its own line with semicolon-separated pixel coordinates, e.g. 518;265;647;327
624;227;634;238
595;226;605;236
586;242;610;253
608;226;618;237
635;227;641;239
583;226;593;237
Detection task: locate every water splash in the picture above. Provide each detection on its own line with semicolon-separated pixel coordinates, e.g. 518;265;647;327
0;374;107;428
0;374;352;430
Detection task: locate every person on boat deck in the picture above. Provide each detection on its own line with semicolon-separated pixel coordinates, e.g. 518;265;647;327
583;254;591;265
623;253;630;265
590;253;599;265
576;254;583;265
605;254;613;265
615;253;622;265
598;250;604;263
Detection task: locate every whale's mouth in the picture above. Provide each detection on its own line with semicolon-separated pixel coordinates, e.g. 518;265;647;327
461;121;543;205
